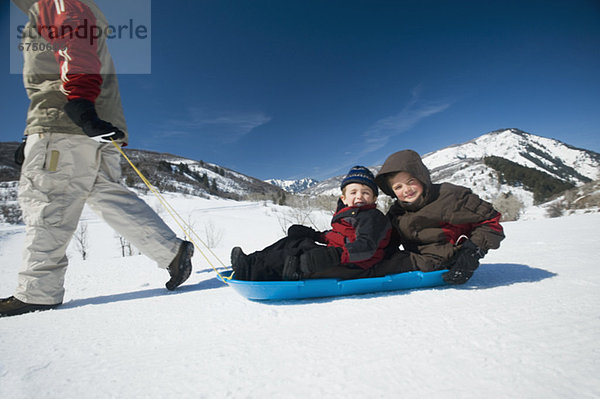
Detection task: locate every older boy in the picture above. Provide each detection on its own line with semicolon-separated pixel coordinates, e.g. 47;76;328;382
373;150;505;284
231;166;391;281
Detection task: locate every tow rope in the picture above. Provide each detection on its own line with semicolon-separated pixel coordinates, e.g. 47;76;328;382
110;139;232;281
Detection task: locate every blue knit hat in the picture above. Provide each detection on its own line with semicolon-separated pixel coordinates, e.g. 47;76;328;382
341;166;378;196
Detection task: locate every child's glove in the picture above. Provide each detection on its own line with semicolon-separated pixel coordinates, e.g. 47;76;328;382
443;240;486;285
299;247;342;273
64;98;125;143
287;224;321;241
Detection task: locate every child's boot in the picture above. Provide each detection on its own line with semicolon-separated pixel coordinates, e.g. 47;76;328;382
231;247;251;280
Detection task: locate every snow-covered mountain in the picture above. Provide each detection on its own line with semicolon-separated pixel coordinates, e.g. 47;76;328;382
303;129;600;211
265;177;319;193
0;144;284;201
425;128;598;180
2;129;599;223
302;166;381;198
117;149;285;200
0;145;286;223
0;142;21;182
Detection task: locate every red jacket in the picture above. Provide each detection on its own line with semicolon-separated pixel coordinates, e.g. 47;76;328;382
322;200;392;270
14;0;128;140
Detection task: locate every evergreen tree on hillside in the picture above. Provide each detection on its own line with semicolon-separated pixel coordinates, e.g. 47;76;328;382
484;156;574;204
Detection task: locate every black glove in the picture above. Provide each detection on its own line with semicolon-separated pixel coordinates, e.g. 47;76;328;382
443;240;486;285
64;98;125;143
299;247;342;274
14;137;26;166
287;224;321;241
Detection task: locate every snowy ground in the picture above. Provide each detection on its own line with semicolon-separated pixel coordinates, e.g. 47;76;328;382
1;196;599;398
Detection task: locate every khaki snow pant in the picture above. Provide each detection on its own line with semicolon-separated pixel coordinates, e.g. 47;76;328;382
15;133;181;304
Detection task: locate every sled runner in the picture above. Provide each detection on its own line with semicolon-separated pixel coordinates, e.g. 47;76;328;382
217;269;449;301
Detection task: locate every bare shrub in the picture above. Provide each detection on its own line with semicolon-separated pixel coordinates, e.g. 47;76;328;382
73;222;89;260
492;192;524;222
203;219;224;248
183;214;197;241
546;202;565;218
276;201;315;235
0;204;22;224
117;235;134;257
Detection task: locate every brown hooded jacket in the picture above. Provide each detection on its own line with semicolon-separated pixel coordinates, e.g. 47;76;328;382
374;150;505;272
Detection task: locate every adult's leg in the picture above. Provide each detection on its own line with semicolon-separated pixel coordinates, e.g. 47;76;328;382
15;134;93;304
86;144;180;268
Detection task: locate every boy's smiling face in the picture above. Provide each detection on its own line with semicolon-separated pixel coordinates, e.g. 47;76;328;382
388;172;424;203
341;183;377;207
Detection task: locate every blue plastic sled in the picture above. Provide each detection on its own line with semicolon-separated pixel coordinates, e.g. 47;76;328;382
217;269;449;301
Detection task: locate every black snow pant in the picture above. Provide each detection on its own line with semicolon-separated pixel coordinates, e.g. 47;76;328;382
246;240;423;282
304;250;418;280
245;236;321;281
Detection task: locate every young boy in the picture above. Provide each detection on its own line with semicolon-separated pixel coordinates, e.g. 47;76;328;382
372;149;505;284
231;166;392;281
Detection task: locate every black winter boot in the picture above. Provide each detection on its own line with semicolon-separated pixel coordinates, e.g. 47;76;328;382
0;296;61;317
231;247;251;280
165;241;194;290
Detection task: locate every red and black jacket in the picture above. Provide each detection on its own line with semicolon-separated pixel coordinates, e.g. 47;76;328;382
322;200;392;270
14;0;127;139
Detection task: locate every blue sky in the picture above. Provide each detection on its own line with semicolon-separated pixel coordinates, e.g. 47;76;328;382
1;0;599;180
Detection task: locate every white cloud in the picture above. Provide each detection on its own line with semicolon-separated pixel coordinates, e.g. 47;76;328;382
161;108;272;144
361;91;452;155
313;88;453;179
